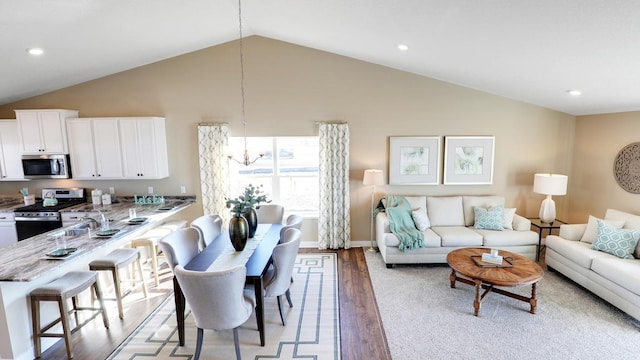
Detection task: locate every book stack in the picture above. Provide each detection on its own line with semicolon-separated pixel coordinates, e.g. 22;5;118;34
481;252;503;265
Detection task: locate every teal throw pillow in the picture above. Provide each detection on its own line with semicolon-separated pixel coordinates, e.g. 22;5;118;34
474;205;504;231
591;220;640;259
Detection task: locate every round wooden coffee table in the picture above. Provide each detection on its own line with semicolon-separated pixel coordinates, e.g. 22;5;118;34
446;247;543;316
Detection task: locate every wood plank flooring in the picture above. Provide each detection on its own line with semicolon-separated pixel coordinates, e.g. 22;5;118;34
40;248;391;360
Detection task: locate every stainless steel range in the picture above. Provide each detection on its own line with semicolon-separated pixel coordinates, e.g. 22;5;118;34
14;188;86;241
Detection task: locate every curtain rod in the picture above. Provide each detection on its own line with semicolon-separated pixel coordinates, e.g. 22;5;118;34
198;122;229;126
313;120;348;124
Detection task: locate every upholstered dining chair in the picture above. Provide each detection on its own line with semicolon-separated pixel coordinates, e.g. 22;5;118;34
173;265;256;360
263;227;302;326
279;214;303;240
256;204;285;224
157;227;201;271
190;214;223;250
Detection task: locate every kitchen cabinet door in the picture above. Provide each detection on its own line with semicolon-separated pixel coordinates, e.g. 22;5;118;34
15;109;78;154
0;120;25;180
67;118;122;179
119;117;169;179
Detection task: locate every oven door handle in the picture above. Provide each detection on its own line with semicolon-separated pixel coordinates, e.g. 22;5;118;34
15;216;60;222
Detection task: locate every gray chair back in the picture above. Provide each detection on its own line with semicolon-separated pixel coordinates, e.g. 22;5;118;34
279;214;303;240
191;214;223;249
157;227;200;271
264;228;301;298
256;204;285;224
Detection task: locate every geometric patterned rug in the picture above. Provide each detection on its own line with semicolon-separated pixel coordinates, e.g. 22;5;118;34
107;253;340;360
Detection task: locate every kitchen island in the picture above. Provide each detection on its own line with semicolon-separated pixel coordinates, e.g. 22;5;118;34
0;197;194;360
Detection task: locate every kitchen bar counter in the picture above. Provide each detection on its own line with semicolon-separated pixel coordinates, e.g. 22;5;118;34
0;196;29;211
0;197;194;360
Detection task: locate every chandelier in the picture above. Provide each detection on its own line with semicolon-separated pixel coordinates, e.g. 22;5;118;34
228;0;264;166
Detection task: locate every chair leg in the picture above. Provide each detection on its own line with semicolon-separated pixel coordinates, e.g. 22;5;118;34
233;327;242;360
285;288;293;307
58;296;74;359
93;280;110;328
151;244;159;286
135;256;149;298
112;267;124;319
277;295;286;326
194;327;204;360
31;297;42;359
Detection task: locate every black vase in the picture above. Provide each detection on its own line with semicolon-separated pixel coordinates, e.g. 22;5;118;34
229;216;248;251
243;207;258;238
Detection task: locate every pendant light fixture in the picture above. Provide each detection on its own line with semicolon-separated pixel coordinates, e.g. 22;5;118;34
228;0;264;166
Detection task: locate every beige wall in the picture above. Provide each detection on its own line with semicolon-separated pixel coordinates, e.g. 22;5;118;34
568;111;640;223
0;36;575;242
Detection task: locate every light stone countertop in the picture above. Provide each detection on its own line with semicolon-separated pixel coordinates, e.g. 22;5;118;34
0;196;29;212
0;197;195;282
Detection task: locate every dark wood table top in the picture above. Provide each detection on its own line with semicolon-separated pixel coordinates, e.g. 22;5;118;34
447;247;543;287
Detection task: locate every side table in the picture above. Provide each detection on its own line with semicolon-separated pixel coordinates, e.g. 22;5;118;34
529;218;566;262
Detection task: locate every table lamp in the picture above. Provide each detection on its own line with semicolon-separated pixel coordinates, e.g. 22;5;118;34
533;173;568;223
363;169;384;252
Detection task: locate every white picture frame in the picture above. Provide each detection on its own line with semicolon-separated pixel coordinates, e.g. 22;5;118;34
443;136;495;185
389;136;441;185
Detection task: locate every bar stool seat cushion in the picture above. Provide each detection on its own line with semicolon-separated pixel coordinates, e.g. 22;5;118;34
89;248;139;268
30;271;98;298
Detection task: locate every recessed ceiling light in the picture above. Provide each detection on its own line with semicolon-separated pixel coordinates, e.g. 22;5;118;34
566;89;582;96
397;44;409;51
26;48;44;56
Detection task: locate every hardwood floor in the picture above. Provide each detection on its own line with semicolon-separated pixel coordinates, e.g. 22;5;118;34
41;248;391;360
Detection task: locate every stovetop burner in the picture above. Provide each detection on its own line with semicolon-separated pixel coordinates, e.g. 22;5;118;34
14;200;86;213
14;187;86;214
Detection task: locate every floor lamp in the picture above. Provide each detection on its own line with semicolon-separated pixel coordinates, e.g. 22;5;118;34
363;169;384;252
533;173;568;223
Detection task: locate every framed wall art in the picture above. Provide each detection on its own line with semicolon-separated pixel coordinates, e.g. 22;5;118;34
389;136;441;185
443;136;495;185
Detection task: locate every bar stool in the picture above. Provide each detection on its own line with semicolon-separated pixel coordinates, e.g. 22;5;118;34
88;248;148;319
131;220;187;286
30;270;109;359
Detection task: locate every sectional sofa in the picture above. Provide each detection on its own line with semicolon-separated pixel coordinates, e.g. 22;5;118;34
545;209;640;321
375;195;538;268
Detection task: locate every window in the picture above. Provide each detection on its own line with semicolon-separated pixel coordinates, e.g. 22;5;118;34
228;136;319;216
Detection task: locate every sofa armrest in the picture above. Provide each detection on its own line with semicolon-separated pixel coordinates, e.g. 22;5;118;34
375;212;390;248
558;224;587;241
512;214;531;231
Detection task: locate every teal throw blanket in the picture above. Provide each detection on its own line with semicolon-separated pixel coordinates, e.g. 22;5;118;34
384;195;424;252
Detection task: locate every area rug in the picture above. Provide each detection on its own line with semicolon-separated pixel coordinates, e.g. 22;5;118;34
107;253;340;360
365;252;640;360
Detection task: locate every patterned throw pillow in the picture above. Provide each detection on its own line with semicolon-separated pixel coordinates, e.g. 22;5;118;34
411;207;431;231
474;205;504;231
591;220;640;259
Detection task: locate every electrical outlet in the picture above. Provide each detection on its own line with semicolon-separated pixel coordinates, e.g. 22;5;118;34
147;186;153;194
109;187;115;194
180;185;186;194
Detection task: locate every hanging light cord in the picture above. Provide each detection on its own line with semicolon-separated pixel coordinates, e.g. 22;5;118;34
227;0;263;166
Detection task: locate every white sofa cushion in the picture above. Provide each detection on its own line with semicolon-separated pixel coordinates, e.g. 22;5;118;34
591;257;640;297
431;226;482;247
477;229;538;247
546;235;602;269
462;196;505;227
427;196;464;226
503;208;516;230
580;215;624;244
384;228;441;248
411;207;430;231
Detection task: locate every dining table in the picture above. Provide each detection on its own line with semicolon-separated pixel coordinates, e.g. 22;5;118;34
175;223;282;347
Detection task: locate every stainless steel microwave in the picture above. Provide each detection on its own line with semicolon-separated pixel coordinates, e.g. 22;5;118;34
21;154;71;179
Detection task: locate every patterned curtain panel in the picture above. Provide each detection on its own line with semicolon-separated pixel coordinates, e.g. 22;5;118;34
318;123;351;249
197;124;230;224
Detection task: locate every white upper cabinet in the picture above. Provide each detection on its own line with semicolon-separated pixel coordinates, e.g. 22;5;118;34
15;109;78;154
0;120;25;181
67;118;123;179
119;117;169;179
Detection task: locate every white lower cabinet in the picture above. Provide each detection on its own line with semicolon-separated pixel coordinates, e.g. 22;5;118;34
0;212;17;248
67;118;123;179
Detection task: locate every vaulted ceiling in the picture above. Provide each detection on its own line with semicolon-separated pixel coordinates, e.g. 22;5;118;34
3;0;640;116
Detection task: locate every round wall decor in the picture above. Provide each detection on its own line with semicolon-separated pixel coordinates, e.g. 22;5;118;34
614;142;640;194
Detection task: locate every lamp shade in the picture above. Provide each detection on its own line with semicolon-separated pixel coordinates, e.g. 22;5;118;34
363;169;384;186
533;173;568;196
